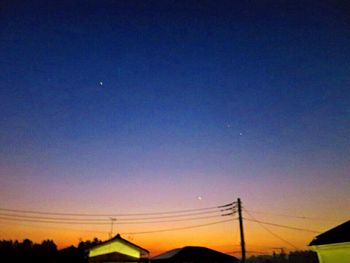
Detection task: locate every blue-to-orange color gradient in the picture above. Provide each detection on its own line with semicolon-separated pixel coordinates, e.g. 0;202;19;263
0;0;349;257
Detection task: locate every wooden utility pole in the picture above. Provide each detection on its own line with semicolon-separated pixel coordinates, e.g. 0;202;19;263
237;198;246;262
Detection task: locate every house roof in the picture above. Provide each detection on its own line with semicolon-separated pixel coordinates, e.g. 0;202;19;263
88;234;149;254
309;220;350;246
153;248;182;260
152;246;239;262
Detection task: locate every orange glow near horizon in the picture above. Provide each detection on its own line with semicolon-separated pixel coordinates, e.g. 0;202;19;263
1;152;348;258
0;199;348;257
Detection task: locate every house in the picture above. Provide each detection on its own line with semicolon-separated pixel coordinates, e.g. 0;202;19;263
87;234;149;263
309;220;350;263
152;246;239;263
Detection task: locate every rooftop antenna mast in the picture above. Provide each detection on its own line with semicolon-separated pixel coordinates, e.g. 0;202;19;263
109;217;117;239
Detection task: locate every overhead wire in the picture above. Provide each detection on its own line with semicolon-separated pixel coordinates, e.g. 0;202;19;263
244;209;340;222
0;213;111;222
0;220;108;234
243;209;299;250
0;202;235;217
120;218;235;235
243;218;320;233
3;200;322;252
0;216;111;225
0;209;232;222
0;202;236;226
117;214;235;224
0;212;236;225
0;202;236;239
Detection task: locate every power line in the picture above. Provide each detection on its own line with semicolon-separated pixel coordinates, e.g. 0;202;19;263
0;202;236;242
244;210;298;250
117;213;235;224
0;202;234;217
0;209;231;221
243;218;320;233
0;213;235;225
0;220;108;234
0;216;111;225
120;218;234;235
244;209;339;222
112;209;233;220
0;213;111;222
219;202;236;208
252;221;298;250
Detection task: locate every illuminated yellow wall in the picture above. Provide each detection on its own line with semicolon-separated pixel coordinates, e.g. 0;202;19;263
89;239;141;259
311;242;350;263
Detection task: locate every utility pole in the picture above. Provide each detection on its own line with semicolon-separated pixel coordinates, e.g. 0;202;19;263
237;198;246;263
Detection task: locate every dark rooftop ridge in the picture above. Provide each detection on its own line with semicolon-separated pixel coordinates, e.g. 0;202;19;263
152;246;239;262
309;220;350;246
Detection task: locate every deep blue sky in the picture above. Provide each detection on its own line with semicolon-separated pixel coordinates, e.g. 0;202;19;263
0;0;349;215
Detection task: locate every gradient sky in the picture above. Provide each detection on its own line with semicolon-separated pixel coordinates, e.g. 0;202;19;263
0;0;349;257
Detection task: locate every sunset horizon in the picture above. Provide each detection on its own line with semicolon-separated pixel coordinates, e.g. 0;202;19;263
1;197;348;257
1;1;349;262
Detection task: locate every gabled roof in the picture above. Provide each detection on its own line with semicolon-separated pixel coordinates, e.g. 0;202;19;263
152;246;239;262
153;248;182;260
88;234;149;254
309;220;350;246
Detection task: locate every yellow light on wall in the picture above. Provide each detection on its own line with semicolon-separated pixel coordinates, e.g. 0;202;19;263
89;239;141;259
311;242;350;263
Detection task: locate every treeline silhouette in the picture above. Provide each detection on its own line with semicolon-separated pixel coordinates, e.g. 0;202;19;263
0;238;102;263
0;238;318;263
246;250;318;263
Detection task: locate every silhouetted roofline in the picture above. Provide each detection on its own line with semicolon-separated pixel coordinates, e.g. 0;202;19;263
152;248;182;260
87;234;149;254
152;246;238;261
309;220;350;246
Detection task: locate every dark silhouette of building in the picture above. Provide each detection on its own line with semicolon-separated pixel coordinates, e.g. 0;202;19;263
309;220;350;263
152;246;239;263
55;245;86;263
